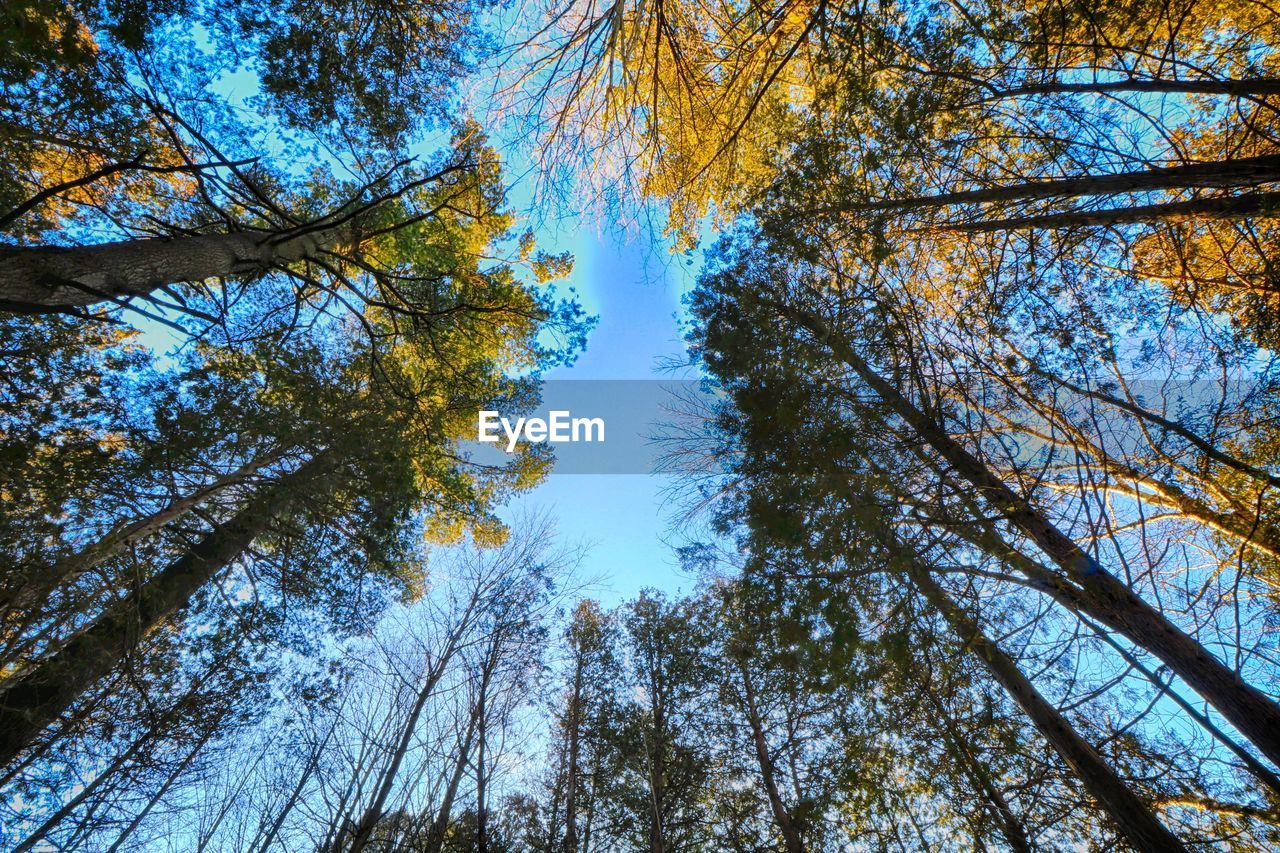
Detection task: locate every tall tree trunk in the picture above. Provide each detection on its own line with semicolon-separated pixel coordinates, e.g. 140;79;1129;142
738;660;805;853
787;302;1280;768
920;689;1033;853
422;701;483;853
907;560;1187;852
423;626;502;853
975;76;1280;101
347;614;478;853
563;646;585;852
2;450;285;619
645;705;666;853
0;224;352;311
476;681;489;853
931;496;1280;799
104;726;216;853
942;191;1280;231
581;749;601;853
824;154;1280;214
0;455;330;768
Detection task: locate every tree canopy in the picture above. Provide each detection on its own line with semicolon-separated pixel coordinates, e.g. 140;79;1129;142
4;0;1280;848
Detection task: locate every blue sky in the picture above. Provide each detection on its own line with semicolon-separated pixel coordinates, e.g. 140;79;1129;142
499;222;704;605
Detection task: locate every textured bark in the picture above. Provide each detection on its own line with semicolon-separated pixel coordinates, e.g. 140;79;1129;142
908;563;1187;852
0;455;329;768
787;302;1280;769
0;225;351;311
824;155;1280;215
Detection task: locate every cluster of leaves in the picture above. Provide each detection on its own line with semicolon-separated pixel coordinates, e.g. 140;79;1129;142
0;0;595;847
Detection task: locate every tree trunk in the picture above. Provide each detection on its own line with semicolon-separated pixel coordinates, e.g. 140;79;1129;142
347;614;478;852
921;689;1033;853
646;705;666;853
929;497;1280;799
2;450;285;619
0;225;351;311
789;303;1280;769
942;191;1280;232
824;155;1280;215
0;455;330;768
738;660;805;853
563;648;585;852
977;76;1280;101
476;681;489;853
907;561;1187;852
422;703;483;853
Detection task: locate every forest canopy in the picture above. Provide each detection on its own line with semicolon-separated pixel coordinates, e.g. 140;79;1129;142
2;0;1280;849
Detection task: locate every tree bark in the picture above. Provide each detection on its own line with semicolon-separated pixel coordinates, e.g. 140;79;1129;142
0;455;330;769
2;450;285;619
822;155;1280;215
941;191;1280;232
738;659;805;853
921;689;1033;853
0;225;351;311
976;76;1280;101
563;645;585;852
788;302;1280;769
907;561;1187;852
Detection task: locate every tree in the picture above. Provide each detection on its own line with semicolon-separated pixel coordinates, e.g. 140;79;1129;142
0;162;584;781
